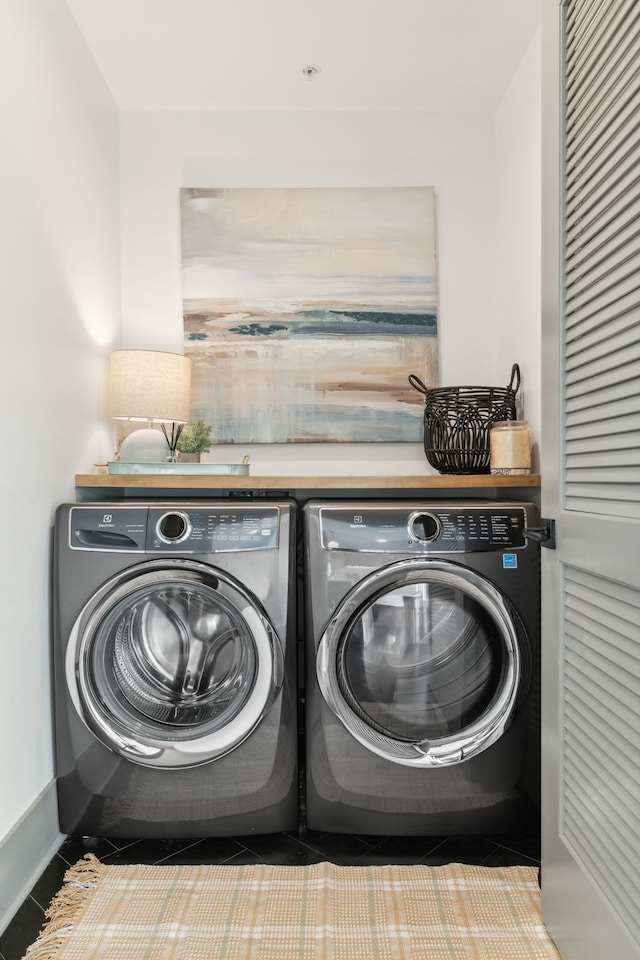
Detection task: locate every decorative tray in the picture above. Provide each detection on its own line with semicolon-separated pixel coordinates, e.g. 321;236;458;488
108;462;250;476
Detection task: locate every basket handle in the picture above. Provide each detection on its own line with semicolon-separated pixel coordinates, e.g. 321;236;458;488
408;373;429;395
508;363;521;394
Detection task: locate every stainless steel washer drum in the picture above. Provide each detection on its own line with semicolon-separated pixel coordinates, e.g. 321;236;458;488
66;559;282;768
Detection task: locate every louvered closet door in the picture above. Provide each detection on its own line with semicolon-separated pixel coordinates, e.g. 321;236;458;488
541;0;640;957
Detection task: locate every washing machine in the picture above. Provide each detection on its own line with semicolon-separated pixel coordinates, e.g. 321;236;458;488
304;500;540;835
53;500;298;838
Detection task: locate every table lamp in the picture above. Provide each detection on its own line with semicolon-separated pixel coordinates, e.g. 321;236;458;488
109;349;192;462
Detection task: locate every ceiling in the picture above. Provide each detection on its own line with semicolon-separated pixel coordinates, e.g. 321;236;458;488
63;0;541;112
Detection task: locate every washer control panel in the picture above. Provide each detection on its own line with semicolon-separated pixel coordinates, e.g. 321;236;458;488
69;505;280;553
148;507;279;552
319;505;527;552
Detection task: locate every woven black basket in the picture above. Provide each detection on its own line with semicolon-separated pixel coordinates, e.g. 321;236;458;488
408;363;521;475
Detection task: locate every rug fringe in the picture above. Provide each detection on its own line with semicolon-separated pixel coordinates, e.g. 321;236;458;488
21;854;105;960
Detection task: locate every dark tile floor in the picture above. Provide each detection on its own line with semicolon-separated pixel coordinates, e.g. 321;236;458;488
0;828;540;960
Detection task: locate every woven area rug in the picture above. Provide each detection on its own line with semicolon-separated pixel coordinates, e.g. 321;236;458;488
23;854;560;960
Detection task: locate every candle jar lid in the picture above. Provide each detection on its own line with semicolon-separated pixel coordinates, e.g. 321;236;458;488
491;420;529;429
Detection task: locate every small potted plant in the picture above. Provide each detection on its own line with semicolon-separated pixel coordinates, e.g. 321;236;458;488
176;419;213;463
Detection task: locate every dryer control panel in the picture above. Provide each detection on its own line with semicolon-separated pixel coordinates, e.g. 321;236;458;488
68;505;280;553
319;505;527;553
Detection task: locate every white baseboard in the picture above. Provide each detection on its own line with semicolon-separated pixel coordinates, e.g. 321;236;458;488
0;781;64;935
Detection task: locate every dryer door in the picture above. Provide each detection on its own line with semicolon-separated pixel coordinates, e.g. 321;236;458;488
317;558;529;767
66;559;283;768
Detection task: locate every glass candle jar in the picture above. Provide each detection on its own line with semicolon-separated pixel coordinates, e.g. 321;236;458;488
489;421;532;475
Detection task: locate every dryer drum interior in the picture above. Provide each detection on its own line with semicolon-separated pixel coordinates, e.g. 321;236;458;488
337;581;503;741
318;560;530;767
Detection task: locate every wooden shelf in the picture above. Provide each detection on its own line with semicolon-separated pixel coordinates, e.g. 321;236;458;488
76;473;541;491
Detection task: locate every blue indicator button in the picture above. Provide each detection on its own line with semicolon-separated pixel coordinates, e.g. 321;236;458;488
503;553;518;569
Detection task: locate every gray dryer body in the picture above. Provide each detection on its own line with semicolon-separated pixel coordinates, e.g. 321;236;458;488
304;500;540;836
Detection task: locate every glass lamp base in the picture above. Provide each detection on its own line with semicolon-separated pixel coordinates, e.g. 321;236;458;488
119;428;170;463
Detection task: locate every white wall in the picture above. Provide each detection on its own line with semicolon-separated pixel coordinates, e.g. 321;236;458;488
495;29;542;470
118;108;540;474
0;0;120;927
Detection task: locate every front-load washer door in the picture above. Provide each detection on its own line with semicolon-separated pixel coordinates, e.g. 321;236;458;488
317;558;530;767
66;559;283;768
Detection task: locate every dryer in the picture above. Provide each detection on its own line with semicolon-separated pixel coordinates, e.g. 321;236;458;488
53;500;297;838
304;500;540;836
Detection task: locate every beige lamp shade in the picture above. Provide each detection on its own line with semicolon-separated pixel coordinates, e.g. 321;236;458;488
109;350;192;423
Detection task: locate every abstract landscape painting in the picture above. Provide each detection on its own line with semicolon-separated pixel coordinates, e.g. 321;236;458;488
180;186;438;443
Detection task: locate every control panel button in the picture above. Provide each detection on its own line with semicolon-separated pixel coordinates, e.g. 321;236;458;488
408;512;441;542
156;512;192;544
